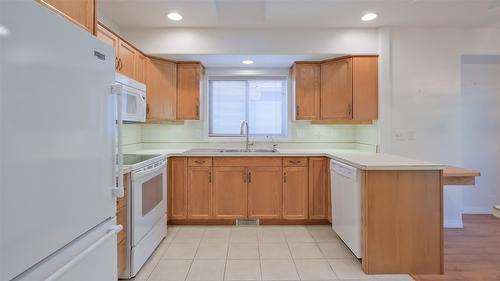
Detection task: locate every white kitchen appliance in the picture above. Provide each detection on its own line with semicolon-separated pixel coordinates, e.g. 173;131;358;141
330;160;362;258
115;73;147;123
121;155;167;279
0;2;122;281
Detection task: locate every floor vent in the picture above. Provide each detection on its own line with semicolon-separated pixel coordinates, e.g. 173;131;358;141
236;219;259;226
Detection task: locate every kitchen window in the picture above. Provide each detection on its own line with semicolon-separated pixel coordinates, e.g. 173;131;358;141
208;78;288;137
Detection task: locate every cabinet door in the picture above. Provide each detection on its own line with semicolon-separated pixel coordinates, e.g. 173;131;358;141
38;0;95;33
292;63;320;120
308;157;329;219
187;166;212;219
320;58;353;120
135;53;147;84
117;40;136;78
177;63;202;120
247;167;282;219
213;167;247;219
96;24;118;71
146;59;177;121
283;166;309;220
168;157;187;220
353;56;378;121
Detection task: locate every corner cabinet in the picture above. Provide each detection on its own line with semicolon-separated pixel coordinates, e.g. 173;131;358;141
146;58;177;121
292;55;378;123
177;63;204;120
320;58;353;120
38;0;95;34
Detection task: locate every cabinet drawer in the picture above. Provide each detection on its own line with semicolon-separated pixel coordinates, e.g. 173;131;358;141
283;157;308;167
188;157;213;167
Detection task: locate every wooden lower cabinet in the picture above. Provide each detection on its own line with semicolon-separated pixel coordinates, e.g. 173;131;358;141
283;166;309;219
247;167;282;219
308;157;329;219
168;157;328;223
116;173;129;276
187;166;212;219
213;167;248;219
362;170;443;274
168;157;188;219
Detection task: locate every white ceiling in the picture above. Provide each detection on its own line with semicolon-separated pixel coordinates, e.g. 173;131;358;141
158;54;341;68
100;0;500;29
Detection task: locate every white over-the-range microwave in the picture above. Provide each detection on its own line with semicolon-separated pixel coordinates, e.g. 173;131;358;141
115;73;147;122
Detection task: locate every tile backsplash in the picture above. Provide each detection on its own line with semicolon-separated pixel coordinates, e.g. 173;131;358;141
123;121;379;151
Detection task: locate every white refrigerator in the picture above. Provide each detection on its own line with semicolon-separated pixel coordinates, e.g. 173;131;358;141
0;1;121;281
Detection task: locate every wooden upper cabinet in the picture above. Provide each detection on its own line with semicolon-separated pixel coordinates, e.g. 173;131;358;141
213;167;248;219
146;58;177;121
177;63;203;120
38;0;95;34
168;157;188;220
117;40;137;78
352;56;378;121
96;24;119;70
320;58;353;120
247;167;282;219
135;54;147;84
283;166;309;220
308;157;329;219
187;166;212;219
292;63;320;120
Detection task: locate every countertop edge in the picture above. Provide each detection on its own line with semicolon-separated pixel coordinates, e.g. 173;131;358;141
152;151;445;171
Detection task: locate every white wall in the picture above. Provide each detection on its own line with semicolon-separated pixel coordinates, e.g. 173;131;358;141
461;57;500;213
379;27;500;227
121;27;378;55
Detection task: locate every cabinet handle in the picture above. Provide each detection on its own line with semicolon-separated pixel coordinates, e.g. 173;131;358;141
194;160;205;164
248;171;252;183
209;171;212;183
115;57;119;70
347;104;352;118
196;105;199;117
146;104;150;115
296;105;300;116
118;58;123;71
290;160;301;164
283;172;287;183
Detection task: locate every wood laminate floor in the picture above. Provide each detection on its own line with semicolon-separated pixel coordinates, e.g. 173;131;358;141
413;215;500;281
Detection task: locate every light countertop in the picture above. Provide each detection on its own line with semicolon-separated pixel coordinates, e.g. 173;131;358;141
122;148;444;171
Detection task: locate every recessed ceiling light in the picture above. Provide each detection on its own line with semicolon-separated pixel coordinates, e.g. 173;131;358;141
167;12;183;21
361;12;377;21
242;60;254;65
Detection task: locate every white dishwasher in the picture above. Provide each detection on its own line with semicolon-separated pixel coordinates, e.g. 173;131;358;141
330;160;362;258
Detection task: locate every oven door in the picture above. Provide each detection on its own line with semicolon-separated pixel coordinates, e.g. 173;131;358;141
122;84;146;122
131;160;167;246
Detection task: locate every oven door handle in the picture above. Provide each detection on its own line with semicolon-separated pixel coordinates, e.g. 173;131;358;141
134;162;167;178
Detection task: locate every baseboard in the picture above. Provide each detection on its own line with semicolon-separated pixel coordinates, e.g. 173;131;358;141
444;219;463;228
462;206;493;214
168;219;331;226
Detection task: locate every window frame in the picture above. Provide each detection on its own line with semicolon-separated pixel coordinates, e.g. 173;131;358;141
207;76;289;138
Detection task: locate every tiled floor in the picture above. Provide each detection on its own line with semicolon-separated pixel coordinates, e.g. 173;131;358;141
130;225;413;281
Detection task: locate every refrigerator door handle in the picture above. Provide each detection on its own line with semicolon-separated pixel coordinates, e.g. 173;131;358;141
44;225;123;281
111;84;124;198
